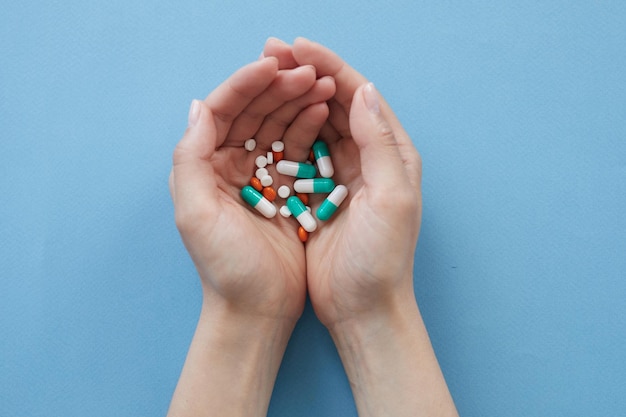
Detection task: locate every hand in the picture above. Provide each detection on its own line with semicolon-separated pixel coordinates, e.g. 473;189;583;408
264;38;423;328
169;56;335;322
167;56;336;417
264;38;458;417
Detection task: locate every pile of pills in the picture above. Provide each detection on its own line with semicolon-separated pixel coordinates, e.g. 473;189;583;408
240;138;348;242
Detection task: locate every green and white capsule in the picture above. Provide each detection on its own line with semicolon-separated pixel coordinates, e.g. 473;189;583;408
317;185;348;221
241;186;276;218
312;141;334;178
287;196;317;232
276;160;316;178
293;178;335;193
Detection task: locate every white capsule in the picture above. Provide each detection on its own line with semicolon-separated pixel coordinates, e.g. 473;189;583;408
260;175;273;187
306;206;311;213
255;167;268;180
266;151;274;164
286;196;317;232
293;178;335;193
276;160;317;178
316;156;334;178
279;205;291;217
277;185;291;199
244;138;256;151
255;155;268;168
312;141;334;177
271;140;285;152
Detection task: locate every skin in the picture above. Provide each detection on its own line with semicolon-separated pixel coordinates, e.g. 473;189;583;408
167;39;458;417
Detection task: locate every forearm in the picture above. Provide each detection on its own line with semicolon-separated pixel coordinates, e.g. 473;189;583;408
167;298;296;417
329;289;458;417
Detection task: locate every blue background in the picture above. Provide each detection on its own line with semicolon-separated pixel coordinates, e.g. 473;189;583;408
1;1;625;416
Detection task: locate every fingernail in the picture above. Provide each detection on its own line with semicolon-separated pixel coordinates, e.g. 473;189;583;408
188;99;201;127
363;82;380;114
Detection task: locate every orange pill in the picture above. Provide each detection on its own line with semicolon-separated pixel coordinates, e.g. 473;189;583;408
296;192;309;206
262;186;277;202
272;150;284;163
250;177;263;192
297;226;308;243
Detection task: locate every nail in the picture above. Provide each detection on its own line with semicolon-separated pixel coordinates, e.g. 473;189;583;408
363;82;380;114
188;99;201;127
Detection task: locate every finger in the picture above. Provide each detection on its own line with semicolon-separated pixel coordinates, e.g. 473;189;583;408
172;100;220;227
204;57;278;146
253;75;335;148
293;38;422;190
223;65;317;146
282;102;330;162
263;37;298;69
292;37;367;115
349;83;411;193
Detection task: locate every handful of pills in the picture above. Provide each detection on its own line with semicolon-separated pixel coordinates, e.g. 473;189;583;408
240;138;348;242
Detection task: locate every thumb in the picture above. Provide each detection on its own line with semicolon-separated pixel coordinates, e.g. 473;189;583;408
171;100;220;222
350;83;410;193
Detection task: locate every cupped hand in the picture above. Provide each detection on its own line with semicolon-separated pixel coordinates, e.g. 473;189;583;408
264;38;423;328
170;57;335;322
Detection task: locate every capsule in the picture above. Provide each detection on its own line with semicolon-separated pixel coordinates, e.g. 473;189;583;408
286;196;317;232
276;160;316;178
293;178;335;193
262;186;277;202
312;141;334;178
296;192;309;205
297;226;308;243
317;185;348;221
241;186;276;218
249;177;263;192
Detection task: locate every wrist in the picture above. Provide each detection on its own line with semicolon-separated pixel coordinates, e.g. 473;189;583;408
327;291;458;417
167;297;296;417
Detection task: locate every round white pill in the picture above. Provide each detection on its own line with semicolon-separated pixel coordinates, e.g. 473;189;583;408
255;167;268;180
244;138;256;152
271;140;285;152
255;155;268;168
279;205;291;217
266;151;273;165
260;175;273;187
277;185;290;199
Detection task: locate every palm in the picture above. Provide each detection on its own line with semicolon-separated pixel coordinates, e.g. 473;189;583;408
172;57;335;320
195;147;307;317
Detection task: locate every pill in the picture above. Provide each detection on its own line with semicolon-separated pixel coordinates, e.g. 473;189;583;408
255;155;268;168
241;186;276;218
295;192;309;205
244;138;256;151
293;178;335;193
273;151;284;162
262;186;277;202
306;206;311;213
266;151;273;164
277;185;291;199
271;141;285;152
279;205;291;217
308;149;315;162
316;185;348;221
260;174;273;187
297;226;308;243
255;167;268;179
312;141;334;178
250;177;263;192
276;160;316;178
287;196;317;232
